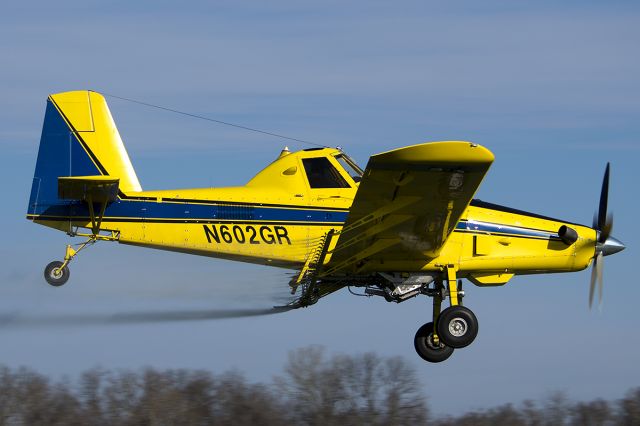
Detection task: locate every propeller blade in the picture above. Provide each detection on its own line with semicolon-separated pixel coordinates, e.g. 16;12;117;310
597;163;610;237
588;163;615;309
596;251;604;309
589;256;598;309
600;213;613;243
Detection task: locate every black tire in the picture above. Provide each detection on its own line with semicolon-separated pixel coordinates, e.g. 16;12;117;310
436;306;478;349
414;322;454;363
44;261;70;287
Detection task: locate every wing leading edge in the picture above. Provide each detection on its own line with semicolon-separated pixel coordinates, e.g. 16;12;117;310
322;141;494;276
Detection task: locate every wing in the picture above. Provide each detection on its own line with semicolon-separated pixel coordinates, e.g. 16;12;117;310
322;141;494;276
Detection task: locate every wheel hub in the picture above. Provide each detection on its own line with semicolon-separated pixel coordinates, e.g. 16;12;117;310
448;317;468;337
427;334;445;350
51;268;63;279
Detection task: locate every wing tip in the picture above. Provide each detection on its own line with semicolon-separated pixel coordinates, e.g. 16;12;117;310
372;141;494;166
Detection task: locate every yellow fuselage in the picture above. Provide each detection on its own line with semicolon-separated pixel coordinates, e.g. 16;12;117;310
27;91;596;287
34;163;596;285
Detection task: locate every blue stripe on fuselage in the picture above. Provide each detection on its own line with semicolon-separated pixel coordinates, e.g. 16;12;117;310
31;198;350;224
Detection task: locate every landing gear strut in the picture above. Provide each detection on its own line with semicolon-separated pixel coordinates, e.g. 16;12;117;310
413;265;479;362
43;181;120;287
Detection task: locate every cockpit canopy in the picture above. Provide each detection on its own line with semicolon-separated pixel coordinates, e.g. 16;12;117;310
246;147;363;193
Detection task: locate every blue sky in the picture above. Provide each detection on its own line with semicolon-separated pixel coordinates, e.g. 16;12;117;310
1;0;639;416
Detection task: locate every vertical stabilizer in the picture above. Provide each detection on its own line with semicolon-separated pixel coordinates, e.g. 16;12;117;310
27;90;141;218
49;91;141;192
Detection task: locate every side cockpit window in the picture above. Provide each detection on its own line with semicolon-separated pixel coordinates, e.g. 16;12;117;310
302;157;350;188
335;154;363;183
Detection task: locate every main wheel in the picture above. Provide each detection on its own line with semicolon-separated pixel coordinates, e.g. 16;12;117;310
44;261;70;287
414;322;454;363
436;306;478;349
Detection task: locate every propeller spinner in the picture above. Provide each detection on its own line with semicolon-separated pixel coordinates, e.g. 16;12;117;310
589;163;625;308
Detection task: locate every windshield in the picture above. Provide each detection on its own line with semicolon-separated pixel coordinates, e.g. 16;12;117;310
335;154;363;183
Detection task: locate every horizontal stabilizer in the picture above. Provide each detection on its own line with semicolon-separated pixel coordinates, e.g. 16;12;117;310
58;176;119;203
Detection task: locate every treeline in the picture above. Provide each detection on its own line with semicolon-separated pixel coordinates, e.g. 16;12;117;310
0;346;637;426
435;389;640;426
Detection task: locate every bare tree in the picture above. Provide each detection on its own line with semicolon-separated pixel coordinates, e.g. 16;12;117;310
77;368;107;426
212;372;282;426
520;399;544;426
0;366;83;426
617;387;640;426
275;346;427;426
542;391;570;426
102;370;142;425
570;398;612;426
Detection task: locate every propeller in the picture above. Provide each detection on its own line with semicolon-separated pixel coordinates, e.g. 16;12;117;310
588;163;625;309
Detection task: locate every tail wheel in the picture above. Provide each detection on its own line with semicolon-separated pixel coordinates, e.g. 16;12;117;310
436;306;479;348
414;322;454;363
44;261;70;287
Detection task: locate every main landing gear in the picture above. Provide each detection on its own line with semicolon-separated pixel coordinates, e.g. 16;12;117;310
413;266;479;363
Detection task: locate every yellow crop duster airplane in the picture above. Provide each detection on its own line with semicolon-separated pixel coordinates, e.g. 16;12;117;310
27;91;625;362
